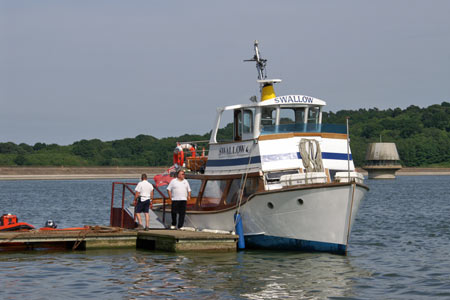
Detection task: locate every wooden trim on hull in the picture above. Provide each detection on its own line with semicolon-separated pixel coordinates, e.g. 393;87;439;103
158;182;369;215
258;132;348;141
210;131;347;145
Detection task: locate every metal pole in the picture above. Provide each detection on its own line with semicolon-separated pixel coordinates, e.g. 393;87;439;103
346;117;351;182
121;184;126;228
110;182;115;226
163;197;166;226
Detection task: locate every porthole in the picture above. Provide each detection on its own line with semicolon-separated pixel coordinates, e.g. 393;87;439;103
267;202;274;209
297;198;304;205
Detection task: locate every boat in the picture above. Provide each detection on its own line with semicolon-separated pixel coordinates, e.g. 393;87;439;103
0;214;35;231
129;41;369;254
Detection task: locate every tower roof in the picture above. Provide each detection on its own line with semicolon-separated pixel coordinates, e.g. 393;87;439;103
365;143;400;161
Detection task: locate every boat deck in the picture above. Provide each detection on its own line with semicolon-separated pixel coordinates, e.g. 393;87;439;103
0;226;238;252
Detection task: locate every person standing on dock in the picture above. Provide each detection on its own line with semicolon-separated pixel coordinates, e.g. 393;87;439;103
134;173;154;230
167;170;191;229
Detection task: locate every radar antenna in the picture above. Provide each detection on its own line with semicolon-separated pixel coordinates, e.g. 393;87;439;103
244;40;267;80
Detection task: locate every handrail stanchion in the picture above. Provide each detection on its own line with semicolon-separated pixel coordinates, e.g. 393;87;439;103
346;117;351;182
110;182;116;226
163;197;166;226
121;184;126;228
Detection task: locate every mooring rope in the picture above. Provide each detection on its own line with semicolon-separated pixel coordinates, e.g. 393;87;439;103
0;233;23;244
185;213;199;230
234;141;256;227
299;139;324;173
71;226;123;250
72;230;88;250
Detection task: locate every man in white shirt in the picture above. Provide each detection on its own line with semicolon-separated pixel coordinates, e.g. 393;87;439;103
134;174;154;230
167;170;191;229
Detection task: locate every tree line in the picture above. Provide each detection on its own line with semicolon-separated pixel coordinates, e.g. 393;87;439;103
1;102;449;167
322;102;450;167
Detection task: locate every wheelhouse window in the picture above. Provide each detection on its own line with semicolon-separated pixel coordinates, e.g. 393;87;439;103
279;107;305;125
243;109;253;134
234;110;242;141
308;107;320;124
261;107;276;127
234;108;255;141
261;106;307;133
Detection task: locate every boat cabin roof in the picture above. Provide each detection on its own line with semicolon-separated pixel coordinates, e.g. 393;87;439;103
218;95;326;112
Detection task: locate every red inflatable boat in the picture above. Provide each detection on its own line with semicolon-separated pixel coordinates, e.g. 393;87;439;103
0;214;35;231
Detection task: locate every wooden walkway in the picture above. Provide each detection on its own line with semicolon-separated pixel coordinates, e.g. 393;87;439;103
0;227;238;252
138;229;238;252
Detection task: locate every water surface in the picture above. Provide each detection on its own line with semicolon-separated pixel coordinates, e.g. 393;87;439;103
0;176;449;299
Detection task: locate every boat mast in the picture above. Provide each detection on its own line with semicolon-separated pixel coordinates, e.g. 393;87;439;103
244;40;281;101
244;40;267;80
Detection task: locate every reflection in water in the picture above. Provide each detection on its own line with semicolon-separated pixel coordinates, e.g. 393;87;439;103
114;250;367;299
0;245;367;299
185;251;366;299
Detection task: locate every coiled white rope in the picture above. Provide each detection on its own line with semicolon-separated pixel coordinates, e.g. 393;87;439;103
299;139;324;173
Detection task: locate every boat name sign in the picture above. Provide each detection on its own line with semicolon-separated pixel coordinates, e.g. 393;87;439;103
219;145;250;157
274;95;313;104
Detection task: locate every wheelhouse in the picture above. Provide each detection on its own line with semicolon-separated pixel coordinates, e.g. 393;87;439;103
209;95;327;143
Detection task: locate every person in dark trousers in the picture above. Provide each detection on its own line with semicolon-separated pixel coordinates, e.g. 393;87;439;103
167;170;191;229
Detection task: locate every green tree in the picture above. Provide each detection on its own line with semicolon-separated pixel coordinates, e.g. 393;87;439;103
33;142;47;151
72;139;105;159
14;154;27;165
0;142;20;154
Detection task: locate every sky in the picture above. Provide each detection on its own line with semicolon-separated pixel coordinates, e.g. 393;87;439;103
1;0;449;145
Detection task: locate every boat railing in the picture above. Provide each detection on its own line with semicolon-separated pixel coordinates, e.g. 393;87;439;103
260;123;347;135
110;181;169;228
178;140;210;151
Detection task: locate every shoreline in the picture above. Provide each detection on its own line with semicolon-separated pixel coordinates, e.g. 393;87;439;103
356;167;450;176
0;166;449;180
0;167;167;181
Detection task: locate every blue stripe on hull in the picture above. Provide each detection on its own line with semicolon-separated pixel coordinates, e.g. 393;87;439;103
244;234;347;254
206;152;352;167
206;156;261;167
322;152;352;160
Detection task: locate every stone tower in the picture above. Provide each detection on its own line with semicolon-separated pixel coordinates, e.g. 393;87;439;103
362;143;402;179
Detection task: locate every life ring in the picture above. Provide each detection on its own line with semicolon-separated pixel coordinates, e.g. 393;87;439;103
173;143;197;167
173;145;184;166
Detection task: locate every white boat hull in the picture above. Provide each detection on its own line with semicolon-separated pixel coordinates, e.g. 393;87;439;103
153;183;367;254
